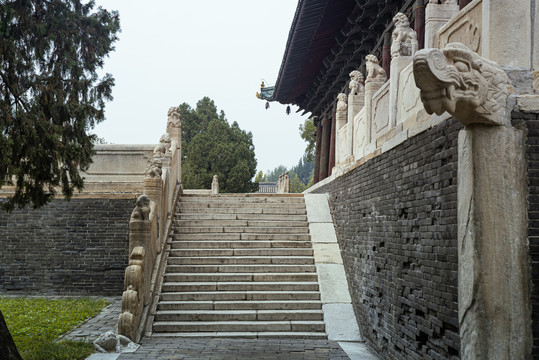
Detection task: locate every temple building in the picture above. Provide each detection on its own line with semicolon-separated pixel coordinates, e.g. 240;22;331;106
265;0;539;358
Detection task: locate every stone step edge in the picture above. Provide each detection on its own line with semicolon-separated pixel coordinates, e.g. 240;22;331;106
162;281;319;286
150;332;327;338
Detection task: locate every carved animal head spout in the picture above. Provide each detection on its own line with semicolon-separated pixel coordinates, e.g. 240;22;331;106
413;43;514;126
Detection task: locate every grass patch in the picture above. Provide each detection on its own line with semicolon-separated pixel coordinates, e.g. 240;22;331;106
0;297;110;360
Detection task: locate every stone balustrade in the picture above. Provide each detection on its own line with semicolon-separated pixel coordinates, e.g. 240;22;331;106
118;107;183;342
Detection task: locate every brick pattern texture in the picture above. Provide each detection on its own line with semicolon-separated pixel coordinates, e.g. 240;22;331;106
313;118;462;359
0;198;133;295
520;112;539;357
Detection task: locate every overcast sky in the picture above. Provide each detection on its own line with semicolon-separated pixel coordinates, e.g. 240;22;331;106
91;1;308;173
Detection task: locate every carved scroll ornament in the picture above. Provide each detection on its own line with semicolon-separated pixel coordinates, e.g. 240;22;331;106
167;106;181;128
413;43;514;125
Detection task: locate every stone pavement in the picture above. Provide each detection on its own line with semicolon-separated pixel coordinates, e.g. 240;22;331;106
61;297;121;343
116;337;352;360
72;297;378;360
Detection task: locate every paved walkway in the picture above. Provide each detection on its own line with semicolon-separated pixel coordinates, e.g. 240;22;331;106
70;296;378;360
116;337;352;360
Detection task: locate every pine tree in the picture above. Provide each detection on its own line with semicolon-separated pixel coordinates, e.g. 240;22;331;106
0;0;120;212
180;97;257;193
0;1;119;357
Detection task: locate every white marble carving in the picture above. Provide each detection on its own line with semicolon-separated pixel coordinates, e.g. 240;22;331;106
211;175;219;195
167;106;181;128
145;158;163;179
425;0;460;49
365;55;387;84
413;43;514;126
391;13;418;58
349;70;365;96
336;93;348;130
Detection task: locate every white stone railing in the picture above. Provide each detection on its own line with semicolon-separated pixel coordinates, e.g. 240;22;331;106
118;107;182;342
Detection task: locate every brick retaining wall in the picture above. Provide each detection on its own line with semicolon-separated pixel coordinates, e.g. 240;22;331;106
519;112;539;357
313;118;461;359
0;197;134;296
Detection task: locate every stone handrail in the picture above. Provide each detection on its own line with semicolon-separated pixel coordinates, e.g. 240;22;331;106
118;107;182;342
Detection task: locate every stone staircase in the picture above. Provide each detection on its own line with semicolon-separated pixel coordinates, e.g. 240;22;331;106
151;194;326;338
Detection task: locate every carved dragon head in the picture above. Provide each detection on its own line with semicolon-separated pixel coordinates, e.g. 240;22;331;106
413;43;514;125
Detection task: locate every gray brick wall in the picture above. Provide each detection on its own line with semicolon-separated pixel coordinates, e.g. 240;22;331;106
313;118;461;359
517;111;539;357
0;198;134;296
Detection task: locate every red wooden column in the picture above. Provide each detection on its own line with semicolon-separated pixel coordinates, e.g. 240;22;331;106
414;0;425;51
319;117;331;181
313;121;323;184
328;110;336;176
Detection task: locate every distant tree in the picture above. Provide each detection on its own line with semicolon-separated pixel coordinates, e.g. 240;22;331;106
290;154;314;185
266;165;288;182
299;117;316;162
289;173;306;193
0;0;120;357
254;170;267;183
180;97;257;192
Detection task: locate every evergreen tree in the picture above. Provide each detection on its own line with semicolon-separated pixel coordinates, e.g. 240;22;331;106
0;0;120;212
0;0;119;357
266;165;288;182
254;170;267;183
180;97;257;193
290;154;314;185
299;117;316;162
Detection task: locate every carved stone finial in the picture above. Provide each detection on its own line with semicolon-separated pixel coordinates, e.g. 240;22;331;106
167;107;181;128
337;93;348;112
130;195;151;220
145;158;162;179
211;175;219;195
159;133;172;155
413;43;514;126
349;70;365;96
365;55;387;83
391;12;418;58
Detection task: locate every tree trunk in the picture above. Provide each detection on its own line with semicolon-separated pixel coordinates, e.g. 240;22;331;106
0;309;22;360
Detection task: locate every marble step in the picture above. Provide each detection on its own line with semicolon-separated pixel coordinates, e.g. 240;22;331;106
151;331;327;339
161;281;319;292
170;240;312;249
180;195;305;203
163;272;319;283
152;320;326;333
172;233;310;241
174;220;308;228
175;213;308;221
175;226;310;234
169;248;313;257
157;300;323;311
154;309;323;322
159;291;321;302
164;264;316;274
166;256;314;266
176;207;307;215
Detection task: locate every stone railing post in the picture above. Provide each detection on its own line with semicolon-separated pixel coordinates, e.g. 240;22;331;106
414;42;531;359
425;0;459;49
365;55;387;144
211;175;219;195
166;106;182;182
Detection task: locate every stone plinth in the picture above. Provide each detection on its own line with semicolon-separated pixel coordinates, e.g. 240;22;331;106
425;2;459;48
